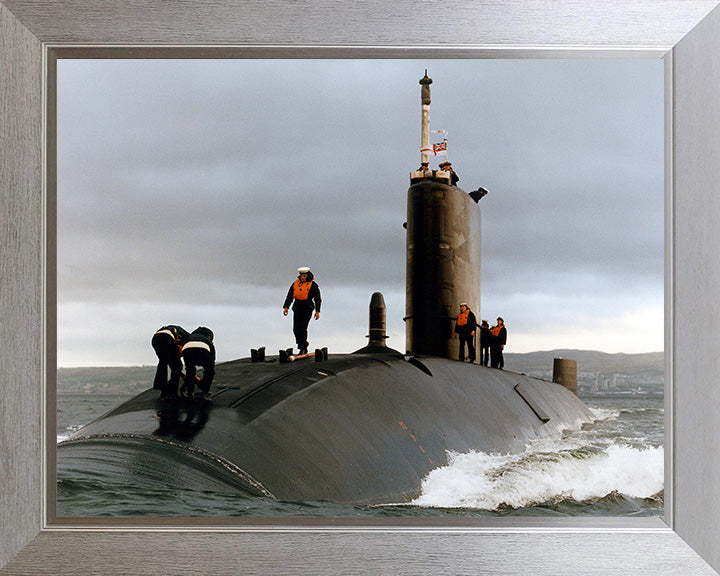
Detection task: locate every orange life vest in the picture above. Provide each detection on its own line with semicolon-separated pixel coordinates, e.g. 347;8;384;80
491;325;502;337
457;311;470;326
293;279;313;300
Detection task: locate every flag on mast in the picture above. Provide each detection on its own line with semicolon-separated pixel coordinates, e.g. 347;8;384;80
432;140;447;156
430;130;448;157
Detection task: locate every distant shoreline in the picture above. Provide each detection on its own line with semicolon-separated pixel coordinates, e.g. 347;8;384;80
56;348;664;371
56;349;664;397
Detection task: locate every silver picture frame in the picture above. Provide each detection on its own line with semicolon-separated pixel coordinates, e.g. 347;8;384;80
2;1;720;574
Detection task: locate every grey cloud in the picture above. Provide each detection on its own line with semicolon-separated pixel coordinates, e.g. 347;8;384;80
57;58;664;363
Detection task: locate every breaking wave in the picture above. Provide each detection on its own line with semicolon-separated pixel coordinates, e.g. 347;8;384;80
411;400;663;514
411;444;663;510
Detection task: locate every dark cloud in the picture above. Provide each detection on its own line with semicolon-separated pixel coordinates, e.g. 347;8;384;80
57;58;663;365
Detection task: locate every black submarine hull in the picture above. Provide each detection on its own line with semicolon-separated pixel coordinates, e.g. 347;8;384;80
58;351;595;505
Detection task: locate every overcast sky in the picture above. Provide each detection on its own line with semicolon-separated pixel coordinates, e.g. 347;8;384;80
57;58;664;367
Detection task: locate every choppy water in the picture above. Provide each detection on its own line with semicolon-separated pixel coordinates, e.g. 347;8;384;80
56;394;663;518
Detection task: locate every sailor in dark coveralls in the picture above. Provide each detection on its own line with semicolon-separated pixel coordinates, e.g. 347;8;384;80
283;266;322;355
180;327;216;401
453;303;477;363
151;325;189;400
490;317;507;369
439;161;460;186
479;320;491;366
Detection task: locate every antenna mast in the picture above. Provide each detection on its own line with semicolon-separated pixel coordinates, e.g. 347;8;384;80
419;70;433;165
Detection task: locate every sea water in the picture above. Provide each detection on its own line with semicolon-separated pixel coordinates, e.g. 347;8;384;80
56;394;663;517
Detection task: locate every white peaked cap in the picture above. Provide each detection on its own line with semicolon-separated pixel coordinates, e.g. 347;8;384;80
298;266;311;273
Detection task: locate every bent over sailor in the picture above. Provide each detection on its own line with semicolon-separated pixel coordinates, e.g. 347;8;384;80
180;327;216;400
151;324;189;400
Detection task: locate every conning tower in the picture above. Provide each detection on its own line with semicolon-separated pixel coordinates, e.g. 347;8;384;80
405;71;482;359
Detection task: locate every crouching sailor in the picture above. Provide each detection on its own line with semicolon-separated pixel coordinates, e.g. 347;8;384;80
283;266;322;355
152;325;189;400
180;327;216;401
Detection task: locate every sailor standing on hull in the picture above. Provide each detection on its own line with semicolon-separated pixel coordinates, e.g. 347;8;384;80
180;327;216;401
490;317;507;369
453;303;477;363
283;266;321;355
151;325;190;400
479;320;491;367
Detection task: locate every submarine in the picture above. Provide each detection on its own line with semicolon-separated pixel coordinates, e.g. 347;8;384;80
57;72;595;506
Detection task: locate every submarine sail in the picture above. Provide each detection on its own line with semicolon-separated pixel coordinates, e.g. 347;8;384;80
405;179;481;359
406;70;481;360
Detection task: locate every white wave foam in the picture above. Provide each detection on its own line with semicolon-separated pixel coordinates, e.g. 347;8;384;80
589;406;620;422
411;443;664;510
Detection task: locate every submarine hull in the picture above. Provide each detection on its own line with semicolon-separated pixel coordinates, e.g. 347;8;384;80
58;352;594;505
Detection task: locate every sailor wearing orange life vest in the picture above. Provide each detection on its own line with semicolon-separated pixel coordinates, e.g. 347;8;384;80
490;317;507;369
283;266;322;355
453;303;477;363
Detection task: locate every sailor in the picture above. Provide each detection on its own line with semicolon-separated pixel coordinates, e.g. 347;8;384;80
479;320;492;366
453;303;477;363
439;161;459;185
283;266;322;355
151;325;189;400
180;327;216;401
490;317;507;369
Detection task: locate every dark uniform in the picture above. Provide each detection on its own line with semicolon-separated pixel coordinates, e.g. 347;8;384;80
454;305;477;363
151;325;189;400
490;319;507;369
180;327;216;399
439;161;460;186
283;268;322;354
479;320;492;367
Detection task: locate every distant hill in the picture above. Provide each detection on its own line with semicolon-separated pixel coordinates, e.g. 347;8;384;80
56;350;664;395
504;349;664;396
504;349;664;377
